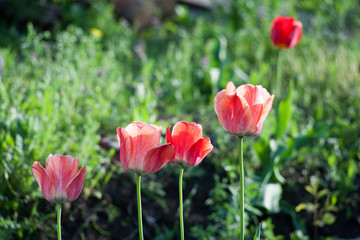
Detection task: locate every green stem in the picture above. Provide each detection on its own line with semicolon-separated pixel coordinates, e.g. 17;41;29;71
238;136;244;240
179;166;185;240
136;174;144;240
56;203;62;240
275;49;282;101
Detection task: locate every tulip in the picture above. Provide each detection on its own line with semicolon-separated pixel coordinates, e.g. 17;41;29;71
116;121;174;240
214;82;274;240
116;121;174;174
166;121;213;166
166;121;213;240
32;154;86;203
214;82;274;137
32;154;86;240
270;16;303;49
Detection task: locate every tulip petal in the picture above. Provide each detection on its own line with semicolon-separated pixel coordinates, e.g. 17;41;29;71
66;165;86;202
214;87;253;135
143;143;174;173
170;121;203;160
125;122;161;169
253;94;275;135
45;154;79;198
32;161;54;201
117;127;131;171
185;137;213;166
288;20;303;48
237;85;266;134
165;125;174;145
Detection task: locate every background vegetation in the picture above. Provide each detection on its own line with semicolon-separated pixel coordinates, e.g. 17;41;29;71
0;0;359;239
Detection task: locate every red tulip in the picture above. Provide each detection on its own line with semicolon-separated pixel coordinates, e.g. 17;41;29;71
214;82;274;136
117;121;174;174
166;121;213;166
32;154;86;203
270;16;302;49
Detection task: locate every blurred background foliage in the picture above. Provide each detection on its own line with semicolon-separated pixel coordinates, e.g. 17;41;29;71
0;0;359;239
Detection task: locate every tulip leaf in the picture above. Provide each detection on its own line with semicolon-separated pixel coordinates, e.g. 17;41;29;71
263;183;282;213
276;80;293;138
254;223;261;240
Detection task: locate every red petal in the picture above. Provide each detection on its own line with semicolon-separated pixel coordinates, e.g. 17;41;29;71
170;121;203;160
32;161;54;201
214;84;252;135
142;144;174;173
185;138;213;166
117;127;131;171
66;165;86;202
45;154;79;199
165;125;173;144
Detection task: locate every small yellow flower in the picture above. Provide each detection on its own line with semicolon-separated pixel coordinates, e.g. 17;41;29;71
90;28;104;38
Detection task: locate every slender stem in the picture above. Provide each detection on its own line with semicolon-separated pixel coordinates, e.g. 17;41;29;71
179;166;185;240
275;49;282;138
238;136;245;240
275;49;282;101
56;203;62;240
136;174;144;240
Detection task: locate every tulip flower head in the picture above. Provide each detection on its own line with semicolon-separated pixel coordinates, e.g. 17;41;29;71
32;154;86;203
117;121;174;174
271;16;302;49
214;82;274;136
166;121;213;166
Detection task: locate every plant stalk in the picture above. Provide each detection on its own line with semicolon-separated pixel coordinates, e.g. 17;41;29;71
56;203;62;240
179;166;185;240
239;136;245;240
136;173;144;240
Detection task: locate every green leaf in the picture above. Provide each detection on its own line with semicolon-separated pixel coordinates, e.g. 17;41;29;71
276;79;293;138
254;223;261;240
322;212;336;225
295;203;315;212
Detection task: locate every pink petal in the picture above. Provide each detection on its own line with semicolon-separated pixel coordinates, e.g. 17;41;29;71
45;154;79;198
117;127;131;171
214;85;252;135
124;122;161;169
253;94;275;135
66;166;86;202
237;85;265;134
32;161;54;202
142;144;174;173
185;137;213;166
170;121;203;160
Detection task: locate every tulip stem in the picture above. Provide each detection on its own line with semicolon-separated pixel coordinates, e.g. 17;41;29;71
275;49;282;101
56;203;62;240
238;136;245;240
179;166;185;240
136;174;144;240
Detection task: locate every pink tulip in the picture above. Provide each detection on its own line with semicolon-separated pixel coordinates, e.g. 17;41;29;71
32;154;86;203
117;121;174;174
214;82;274;136
271;16;303;49
166;121;213;166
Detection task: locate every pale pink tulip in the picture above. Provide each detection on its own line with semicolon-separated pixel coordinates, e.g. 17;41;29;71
117;122;174;173
214;82;274;136
32;154;86;203
166;121;213;166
